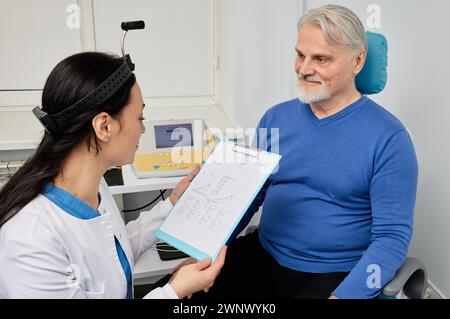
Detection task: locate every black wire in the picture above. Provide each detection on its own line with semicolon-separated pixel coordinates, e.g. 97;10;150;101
122;189;167;213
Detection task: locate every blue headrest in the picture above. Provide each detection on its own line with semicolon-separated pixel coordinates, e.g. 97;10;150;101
355;32;388;95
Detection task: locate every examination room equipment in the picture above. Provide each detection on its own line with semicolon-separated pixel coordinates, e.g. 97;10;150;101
133;119;216;178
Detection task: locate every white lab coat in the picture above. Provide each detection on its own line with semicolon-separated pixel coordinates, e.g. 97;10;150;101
0;179;178;299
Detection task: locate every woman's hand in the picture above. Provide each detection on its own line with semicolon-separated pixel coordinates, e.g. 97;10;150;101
169;165;201;205
171;257;197;274
168;246;227;299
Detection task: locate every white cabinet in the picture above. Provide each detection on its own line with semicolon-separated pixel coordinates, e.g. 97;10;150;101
93;0;217;104
0;0;218;99
0;0;231;151
0;0;86;150
0;0;84;90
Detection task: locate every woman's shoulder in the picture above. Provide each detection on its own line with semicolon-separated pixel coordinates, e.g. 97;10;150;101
0;195;60;249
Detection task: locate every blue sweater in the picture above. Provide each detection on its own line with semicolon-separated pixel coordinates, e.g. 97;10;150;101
235;96;418;299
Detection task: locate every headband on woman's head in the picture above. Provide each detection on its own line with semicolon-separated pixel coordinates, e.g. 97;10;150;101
33;56;133;135
33;20;145;135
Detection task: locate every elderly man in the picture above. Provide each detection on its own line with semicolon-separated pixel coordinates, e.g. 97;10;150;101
204;4;418;299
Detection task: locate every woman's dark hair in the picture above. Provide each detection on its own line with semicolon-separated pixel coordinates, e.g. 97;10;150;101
0;52;136;227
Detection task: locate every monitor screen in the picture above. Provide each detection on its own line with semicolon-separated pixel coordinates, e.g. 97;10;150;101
154;123;193;149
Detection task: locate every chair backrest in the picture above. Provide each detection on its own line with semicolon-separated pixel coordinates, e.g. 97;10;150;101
355;31;388;95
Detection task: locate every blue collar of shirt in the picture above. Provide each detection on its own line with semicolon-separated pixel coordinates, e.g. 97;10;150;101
304;95;369;127
43;183;101;220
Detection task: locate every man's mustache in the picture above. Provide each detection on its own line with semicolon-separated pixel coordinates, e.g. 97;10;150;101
299;75;323;83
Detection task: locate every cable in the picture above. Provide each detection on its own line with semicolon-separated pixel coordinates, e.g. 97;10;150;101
122;189;167;213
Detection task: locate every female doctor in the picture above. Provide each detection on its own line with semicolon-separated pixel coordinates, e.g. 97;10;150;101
0;52;226;299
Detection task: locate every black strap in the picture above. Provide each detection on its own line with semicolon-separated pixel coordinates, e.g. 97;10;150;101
33;56;134;135
52;57;133;128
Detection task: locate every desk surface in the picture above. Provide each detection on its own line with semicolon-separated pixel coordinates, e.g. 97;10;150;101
134;247;187;280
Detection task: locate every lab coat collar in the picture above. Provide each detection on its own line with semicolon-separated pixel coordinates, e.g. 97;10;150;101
43;183;101;220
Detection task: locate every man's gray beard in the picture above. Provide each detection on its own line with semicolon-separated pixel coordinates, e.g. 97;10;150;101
297;81;330;104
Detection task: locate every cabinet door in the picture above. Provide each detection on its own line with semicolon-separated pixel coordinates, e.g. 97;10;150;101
93;0;217;105
0;0;83;90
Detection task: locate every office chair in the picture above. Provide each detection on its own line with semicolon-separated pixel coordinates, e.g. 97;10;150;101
357;32;428;299
245;32;428;299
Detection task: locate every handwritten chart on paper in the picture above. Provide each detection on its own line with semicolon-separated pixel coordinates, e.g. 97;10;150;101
155;140;281;260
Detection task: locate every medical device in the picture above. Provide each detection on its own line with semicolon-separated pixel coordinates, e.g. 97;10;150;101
132;119;216;178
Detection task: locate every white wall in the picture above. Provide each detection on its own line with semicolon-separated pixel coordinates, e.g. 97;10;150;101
233;0;303;130
300;0;450;298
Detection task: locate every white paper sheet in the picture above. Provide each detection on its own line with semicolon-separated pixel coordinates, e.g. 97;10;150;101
156;140;281;260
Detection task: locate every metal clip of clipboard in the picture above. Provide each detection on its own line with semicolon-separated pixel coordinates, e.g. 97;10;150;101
231;144;259;159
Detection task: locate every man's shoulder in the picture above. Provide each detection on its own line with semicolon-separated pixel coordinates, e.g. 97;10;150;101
361;98;406;133
260;98;301;122
268;98;301;113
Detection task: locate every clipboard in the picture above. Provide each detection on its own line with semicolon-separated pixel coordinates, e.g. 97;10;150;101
155;140;281;261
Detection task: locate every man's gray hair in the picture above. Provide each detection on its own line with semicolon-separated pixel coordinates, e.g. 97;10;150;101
298;4;368;51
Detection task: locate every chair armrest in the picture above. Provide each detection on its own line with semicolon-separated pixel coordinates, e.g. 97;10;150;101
382;257;428;299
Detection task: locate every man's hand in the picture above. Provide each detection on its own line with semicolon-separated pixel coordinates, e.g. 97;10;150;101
169;165;201;205
329;295;339;299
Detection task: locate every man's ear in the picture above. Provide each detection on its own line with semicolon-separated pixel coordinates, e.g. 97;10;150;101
92;112;114;143
353;49;367;76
